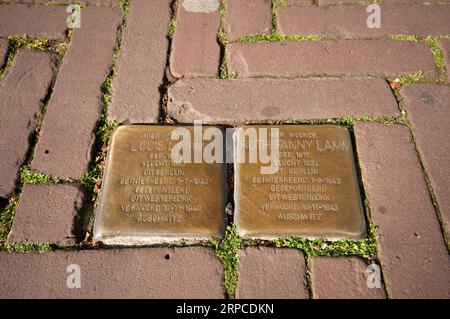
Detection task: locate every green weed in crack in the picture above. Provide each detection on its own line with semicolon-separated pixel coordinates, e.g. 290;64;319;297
210;225;243;298
0;36;68;77
19;165;61;185
168;18;177;39
274;223;379;260
218;0;229;79
2;242;51;253
82;1;128;208
424;36;447;81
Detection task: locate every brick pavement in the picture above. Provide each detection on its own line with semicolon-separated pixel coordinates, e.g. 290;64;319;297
0;0;449;299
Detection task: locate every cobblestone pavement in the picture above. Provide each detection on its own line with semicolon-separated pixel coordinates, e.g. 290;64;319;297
0;0;449;299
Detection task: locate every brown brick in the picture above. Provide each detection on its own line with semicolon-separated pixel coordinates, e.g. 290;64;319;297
278;5;450;39
32;7;122;179
0;38;8;66
440;39;450;81
108;0;169;123
286;0;314;5
7;184;88;244
0;247;224;298
311;257;386;299
382;0;450;3
226;41;436;77
169;0;221;78
0;50;57;198
237;247;309;298
31;0;118;6
318;0;371;4
318;0;448;5
167;78;399;123
0;4;67;40
400;84;450;244
224;0;273;40
354;122;450;298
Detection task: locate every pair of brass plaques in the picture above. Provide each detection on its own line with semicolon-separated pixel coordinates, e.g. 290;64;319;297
93;125;366;245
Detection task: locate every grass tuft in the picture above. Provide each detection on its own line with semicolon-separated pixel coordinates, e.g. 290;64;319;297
2;242;51;253
273;1;288;8
210;225;243;298
424;36;446;79
19;165;61;185
237;33;326;43
398;71;424;84
168;18;177;39
274;223;379;260
0;197;20;241
45;1;86;7
119;0;131;17
390;34;419;42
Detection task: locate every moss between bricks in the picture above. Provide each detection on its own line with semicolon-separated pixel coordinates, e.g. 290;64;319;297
424;36;446;80
390;34;449;82
278;116;398;128
19;165;61;185
119;0;131;18
272;0;279;33
273;1;288;8
210;223;379;298
44;1;87;7
218;0;229;79
210;225;243;299
0;196;20;242
2;242;50;253
235;33;326;43
0;36;69;77
0;166;66;244
274;223;379;260
81;0;129;208
168;18;177;39
0;0;130;251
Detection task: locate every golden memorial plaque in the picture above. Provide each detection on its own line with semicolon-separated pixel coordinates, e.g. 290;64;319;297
94;125;226;245
234;125;366;240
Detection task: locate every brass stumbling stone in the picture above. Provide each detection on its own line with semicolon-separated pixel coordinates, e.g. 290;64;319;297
234;125;366;240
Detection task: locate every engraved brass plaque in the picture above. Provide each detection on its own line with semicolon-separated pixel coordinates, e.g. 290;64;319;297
94;125;226;245
234;125;366;240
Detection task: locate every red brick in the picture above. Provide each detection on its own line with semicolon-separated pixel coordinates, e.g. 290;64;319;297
169;0;221;78
224;0;272;40
32;7;122;179
440;39;450;81
0;50;57;198
287;0;314;5
226;40;436;77
318;0;448;5
109;0;169;123
167;78;399;123
318;0;356;4
278;5;450;39
0;4;67;40
400;84;450;243
0;247;224;298
0;38;8;66
354;122;450;298
382;0;450;3
311;257;386;299
318;0;370;4
237;247;309;298
31;0;118;6
7;184;87;244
